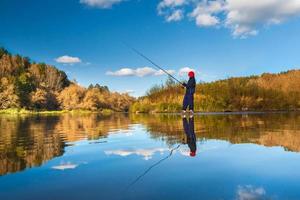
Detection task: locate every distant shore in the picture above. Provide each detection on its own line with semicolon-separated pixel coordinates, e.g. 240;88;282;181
1;108;298;116
149;110;300;115
0;108;114;115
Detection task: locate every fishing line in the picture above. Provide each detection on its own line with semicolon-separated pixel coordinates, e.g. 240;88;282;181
123;42;184;85
126;144;181;190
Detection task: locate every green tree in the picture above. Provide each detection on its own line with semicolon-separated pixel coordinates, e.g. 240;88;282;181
15;73;35;107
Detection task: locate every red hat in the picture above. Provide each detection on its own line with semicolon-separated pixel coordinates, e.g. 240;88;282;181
188;71;195;78
190;151;196;157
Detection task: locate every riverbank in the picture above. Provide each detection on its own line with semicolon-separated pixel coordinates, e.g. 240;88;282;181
0;108;114;115
137;111;300;116
1;108;298;116
133;109;300;114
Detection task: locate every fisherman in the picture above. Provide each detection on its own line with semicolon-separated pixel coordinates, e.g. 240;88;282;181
182;116;197;157
182;71;196;114
126;45;196;113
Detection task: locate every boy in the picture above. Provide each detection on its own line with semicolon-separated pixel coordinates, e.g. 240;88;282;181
182;71;196;114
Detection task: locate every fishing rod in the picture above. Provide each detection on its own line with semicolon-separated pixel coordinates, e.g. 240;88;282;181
123;43;184;85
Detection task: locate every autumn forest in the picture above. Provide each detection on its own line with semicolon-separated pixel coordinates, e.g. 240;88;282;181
1;47;299;113
0;48;134;112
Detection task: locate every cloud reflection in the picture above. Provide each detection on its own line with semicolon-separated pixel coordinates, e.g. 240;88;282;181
236;185;266;200
52;162;78;170
105;148;169;160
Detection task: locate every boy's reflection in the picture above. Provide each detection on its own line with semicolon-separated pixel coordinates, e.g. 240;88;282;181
182;116;197;157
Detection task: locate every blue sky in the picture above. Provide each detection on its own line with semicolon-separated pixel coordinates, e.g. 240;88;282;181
1;0;300;96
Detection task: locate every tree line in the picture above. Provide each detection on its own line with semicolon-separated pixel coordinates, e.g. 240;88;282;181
131;70;300;113
0;47;134;112
1;47;299;113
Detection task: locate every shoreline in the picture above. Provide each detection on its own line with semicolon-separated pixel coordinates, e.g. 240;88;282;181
144;110;300;115
0;108;299;116
0;108;114;115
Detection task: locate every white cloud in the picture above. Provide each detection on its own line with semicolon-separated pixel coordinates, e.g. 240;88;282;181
155;69;176;76
178;67;196;76
80;0;124;9
189;0;224;27
105;148;169;160
135;67;157;77
195;14;220;26
106;68;135;76
158;0;187;22
166;9;184;22
224;0;300;37
106;67;175;77
236;185;266;200
55;55;82;64
158;0;186;11
158;0;300;38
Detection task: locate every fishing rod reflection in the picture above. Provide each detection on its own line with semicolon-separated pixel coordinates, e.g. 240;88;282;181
127;116;199;189
182;116;197;157
128;116;197;189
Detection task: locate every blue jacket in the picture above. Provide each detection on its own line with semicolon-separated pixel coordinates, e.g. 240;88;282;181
183;77;196;95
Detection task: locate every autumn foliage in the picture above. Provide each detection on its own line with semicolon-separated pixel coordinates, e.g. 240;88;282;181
131;70;300;112
0;48;134;111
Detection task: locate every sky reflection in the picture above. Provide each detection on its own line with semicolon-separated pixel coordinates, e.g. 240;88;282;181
1;113;300;199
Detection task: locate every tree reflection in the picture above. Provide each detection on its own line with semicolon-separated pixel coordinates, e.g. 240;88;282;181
131;113;300;152
0;112;300;176
0;114;131;175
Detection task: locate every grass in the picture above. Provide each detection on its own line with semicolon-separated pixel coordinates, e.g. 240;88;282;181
0;108;32;114
102;109;114;115
0;108;115;115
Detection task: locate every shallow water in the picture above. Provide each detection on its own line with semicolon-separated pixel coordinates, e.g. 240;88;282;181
0;113;300;200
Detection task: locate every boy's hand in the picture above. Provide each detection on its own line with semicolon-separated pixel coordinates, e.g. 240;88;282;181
182;83;187;88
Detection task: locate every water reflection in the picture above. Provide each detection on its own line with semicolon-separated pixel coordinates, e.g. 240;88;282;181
182;116;197;157
236;185;267;200
0;112;300;176
51;162;78;170
131;113;300;151
105;148;169;160
127;144;180;189
0;114;132;175
0;115;65;176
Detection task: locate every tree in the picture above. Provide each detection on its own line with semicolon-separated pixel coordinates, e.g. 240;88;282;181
30;89;58;110
0;77;19;109
82;88;106;111
58;84;85;110
0;47;9;59
94;84;109;92
15;73;35;107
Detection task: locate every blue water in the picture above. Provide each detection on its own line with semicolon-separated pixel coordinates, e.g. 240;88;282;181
0;113;300;200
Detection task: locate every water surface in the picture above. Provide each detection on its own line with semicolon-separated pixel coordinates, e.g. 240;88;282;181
0;113;300;200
